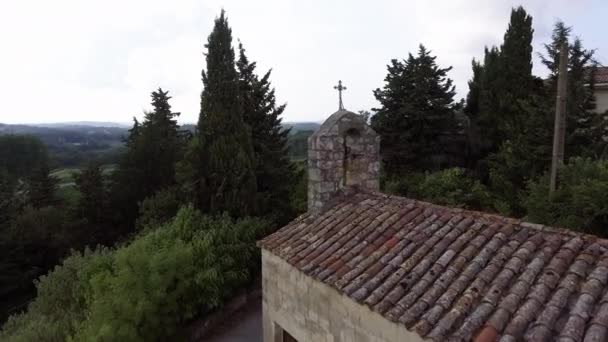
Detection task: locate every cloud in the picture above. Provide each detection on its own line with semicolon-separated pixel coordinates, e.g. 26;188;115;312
0;0;604;124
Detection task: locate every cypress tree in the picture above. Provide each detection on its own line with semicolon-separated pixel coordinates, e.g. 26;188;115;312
494;6;535;139
371;44;457;174
184;10;257;217
464;59;484;166
465;59;483;118
473;47;505;159
467;7;536;169
237;43;295;223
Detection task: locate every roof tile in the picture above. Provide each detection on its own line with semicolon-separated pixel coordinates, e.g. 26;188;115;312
258;191;608;341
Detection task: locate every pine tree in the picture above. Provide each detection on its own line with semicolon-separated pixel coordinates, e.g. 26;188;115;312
181;10;257;217
371;44;457;175
237;43;295;223
111;88;183;229
540;21;599;157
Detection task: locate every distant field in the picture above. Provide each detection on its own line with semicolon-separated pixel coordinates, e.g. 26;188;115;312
51;164;117;204
51;168;79;187
51;164;117;183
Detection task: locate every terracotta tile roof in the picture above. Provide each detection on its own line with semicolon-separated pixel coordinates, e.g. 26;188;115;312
258;190;608;342
595;67;608;84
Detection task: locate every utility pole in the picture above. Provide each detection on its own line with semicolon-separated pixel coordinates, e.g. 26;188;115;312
550;42;568;195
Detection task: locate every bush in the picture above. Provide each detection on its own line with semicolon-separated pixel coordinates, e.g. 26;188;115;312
1;206;269;342
384;168;492;210
0;248;112;342
523;157;608;236
136;186;182;230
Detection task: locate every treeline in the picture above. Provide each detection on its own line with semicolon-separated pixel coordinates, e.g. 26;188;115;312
1;10;303;340
372;7;608;236
0;123;127;167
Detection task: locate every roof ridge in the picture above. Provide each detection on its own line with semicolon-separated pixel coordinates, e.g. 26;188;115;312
321;189;607;244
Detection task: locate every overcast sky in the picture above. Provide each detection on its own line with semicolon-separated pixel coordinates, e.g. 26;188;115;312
1;0;606;124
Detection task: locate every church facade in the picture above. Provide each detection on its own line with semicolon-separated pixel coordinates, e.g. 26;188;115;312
258;109;608;342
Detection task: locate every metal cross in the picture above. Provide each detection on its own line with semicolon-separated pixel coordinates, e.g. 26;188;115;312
334;80;347;110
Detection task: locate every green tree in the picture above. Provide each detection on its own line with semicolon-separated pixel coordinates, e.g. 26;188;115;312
474;47;504;157
464;59;483;119
180;10;257;217
237;43;295;224
371;44;457;175
26;162;57;209
524;158;608;237
467;7;535;163
0;206;269;342
0;168;17;227
540;21;600;157
74;163;107;227
111;88;183;229
0;135;49;181
136;186;181;230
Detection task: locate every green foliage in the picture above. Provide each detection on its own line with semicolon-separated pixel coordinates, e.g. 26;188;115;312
26;162;58;209
371;44;457;174
0;168;18;225
0;205;84;323
74;163;108;227
464;59;483;119
111;88;184;229
540;20;600;158
524;158;608;236
0;135;49;180
469;7;536;161
136;186;181;230
1;206;269;341
237;43;296;224
0;248;111;342
487;94;553;216
384;168;492;210
179;10;257;217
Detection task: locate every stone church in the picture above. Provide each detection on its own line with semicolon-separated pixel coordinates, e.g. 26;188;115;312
258;109;608;342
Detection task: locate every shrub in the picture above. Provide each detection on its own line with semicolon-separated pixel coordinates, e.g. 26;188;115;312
0;248;111;342
136;186;182;230
1;206;269;342
384;168;492;210
523;157;608;236
417;168;492;209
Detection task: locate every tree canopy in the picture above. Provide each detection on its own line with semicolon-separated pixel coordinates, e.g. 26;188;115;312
371;44;457;174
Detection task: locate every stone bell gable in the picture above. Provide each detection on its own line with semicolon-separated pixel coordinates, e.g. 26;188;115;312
307;110;380;213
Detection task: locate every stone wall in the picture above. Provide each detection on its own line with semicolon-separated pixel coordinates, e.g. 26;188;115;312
307;110;380;214
261;250;425;342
